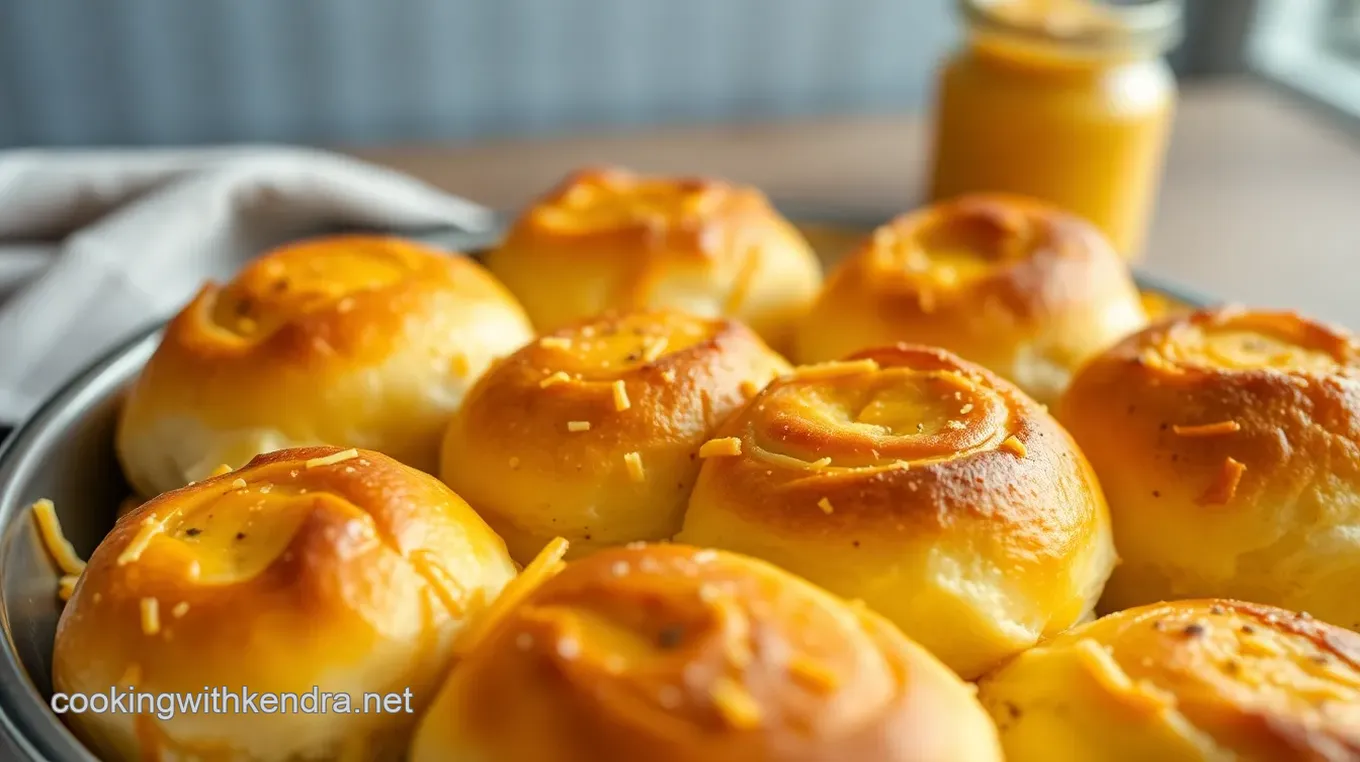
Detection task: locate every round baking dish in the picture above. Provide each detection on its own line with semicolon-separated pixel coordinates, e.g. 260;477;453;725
0;212;1213;761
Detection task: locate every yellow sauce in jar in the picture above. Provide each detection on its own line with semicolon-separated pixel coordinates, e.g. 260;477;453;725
929;0;1181;259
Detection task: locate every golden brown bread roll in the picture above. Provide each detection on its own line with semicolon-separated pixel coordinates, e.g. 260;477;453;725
116;235;535;497
793;194;1148;404
1058;307;1360;630
483;167;823;352
976;599;1360;762
677;344;1116;678
411;543;1003;762
440;309;789;564
53;446;517;762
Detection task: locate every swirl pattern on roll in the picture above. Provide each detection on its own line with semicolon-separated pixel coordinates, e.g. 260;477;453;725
1058;307;1360;631
794;193;1147;403
679;344;1116;678
53;446;517;762
116;235;534;497
441;309;789;563
484;167;823;351
411;543;1002;762
977;599;1360;762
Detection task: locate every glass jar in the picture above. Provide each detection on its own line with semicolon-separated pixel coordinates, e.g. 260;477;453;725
928;0;1182;259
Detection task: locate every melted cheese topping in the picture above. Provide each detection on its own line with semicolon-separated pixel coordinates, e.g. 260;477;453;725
753;362;1013;471
1153;316;1345;375
209;238;417;338
157;488;314;583
529;171;724;235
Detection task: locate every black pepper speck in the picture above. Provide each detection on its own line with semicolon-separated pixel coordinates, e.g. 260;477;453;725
657;626;684;649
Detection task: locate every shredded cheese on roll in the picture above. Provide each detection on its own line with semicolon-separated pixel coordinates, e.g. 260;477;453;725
140;597;161;636
305;449;359;469
1199;457;1247;505
31;499;86;575
539;337;573;350
624;452;646;482
699;437;743;458
817;497;835;515
209;464;234;477
539;371;572;388
1172;421;1241;437
58;575;78;602
710;677;763;729
117;515;167;566
788;653;840;693
642;337;669;362
454;537;569;657
1000;435;1028;457
566;421;592;432
786;359;879;381
612;380;632;411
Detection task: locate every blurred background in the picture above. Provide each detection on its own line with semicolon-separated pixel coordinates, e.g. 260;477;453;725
2;0;1359;324
0;0;1301;147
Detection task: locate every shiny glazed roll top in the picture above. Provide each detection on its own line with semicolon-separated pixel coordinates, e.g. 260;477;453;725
483;167;823;352
794;194;1147;404
411;543;1003;762
678;344;1117;679
53;447;517;761
1058;307;1360;631
116;235;535;497
441;309;789;564
977;599;1360;762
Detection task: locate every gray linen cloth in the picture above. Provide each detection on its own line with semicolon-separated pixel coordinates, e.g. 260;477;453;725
0;147;496;425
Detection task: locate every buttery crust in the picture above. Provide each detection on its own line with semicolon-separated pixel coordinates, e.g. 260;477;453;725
977;599;1360;762
483;167;823;352
1058;307;1360;631
116;235;535;497
793;193;1147;404
411;543;1003;762
440;309;789;563
53;446;517;761
678;344;1116;678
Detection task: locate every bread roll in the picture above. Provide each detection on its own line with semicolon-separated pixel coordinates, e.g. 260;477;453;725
794;194;1147;404
678;344;1116;678
52;446;517;762
116;235;535;497
1058;307;1360;630
411;543;1002;762
440;309;789;564
483;167;822;352
977;599;1360;761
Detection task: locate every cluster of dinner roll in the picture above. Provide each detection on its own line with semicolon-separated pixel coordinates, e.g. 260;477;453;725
43;169;1360;762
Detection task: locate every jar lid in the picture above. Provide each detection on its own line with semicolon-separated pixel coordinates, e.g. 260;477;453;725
962;0;1184;55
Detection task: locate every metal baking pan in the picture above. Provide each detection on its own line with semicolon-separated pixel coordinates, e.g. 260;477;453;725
0;210;1215;761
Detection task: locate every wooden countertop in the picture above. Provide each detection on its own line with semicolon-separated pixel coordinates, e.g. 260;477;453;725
351;79;1360;328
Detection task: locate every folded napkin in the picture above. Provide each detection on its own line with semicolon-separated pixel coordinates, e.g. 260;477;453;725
0;147;496;425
